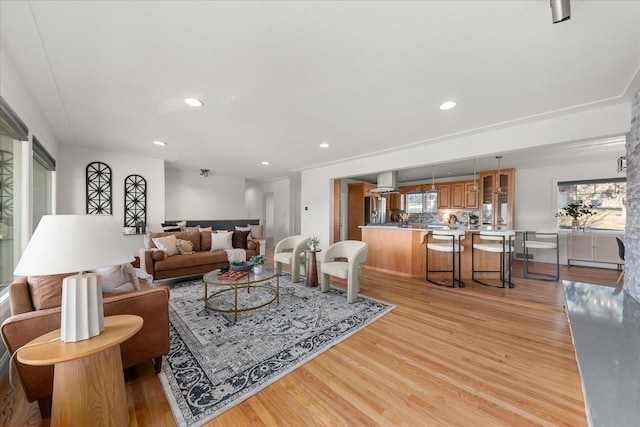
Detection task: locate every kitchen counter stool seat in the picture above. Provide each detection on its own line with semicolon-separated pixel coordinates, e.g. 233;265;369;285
472;230;515;288
523;231;559;281
426;229;466;288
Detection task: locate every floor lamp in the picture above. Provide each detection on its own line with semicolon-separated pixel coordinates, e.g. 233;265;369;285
13;215;134;342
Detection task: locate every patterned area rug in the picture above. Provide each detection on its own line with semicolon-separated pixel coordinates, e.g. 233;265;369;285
159;272;394;427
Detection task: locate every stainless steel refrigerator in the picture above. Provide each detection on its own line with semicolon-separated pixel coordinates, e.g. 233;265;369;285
364;196;386;225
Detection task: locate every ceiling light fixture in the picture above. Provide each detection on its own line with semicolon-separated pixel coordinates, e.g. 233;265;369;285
427;165;438;194
199;169;210;178
550;0;571;24
261;161;270;165
153;140;167;146
319;142;330;148
494;156;507;195
439;101;457;110
185;97;204;107
469;158;480;193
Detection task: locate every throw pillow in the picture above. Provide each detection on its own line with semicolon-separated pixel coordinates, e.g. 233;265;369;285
232;230;250;249
27;273;75;311
176;239;195;254
210;231;233;251
161;222;181;232
235;226;252;239
185;226;200;232
249;224;264;239
152;235;179;256
199;226;213;232
90;264;140;293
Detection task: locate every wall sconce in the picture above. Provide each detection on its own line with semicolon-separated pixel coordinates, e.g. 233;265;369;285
617;156;627;172
199;169;210;178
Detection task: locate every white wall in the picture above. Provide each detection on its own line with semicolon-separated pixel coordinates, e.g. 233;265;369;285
245;178;292;244
165;169;246;221
57;144;165;231
301;103;632;248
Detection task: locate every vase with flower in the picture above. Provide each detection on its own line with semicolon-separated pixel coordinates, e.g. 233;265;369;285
556;200;593;231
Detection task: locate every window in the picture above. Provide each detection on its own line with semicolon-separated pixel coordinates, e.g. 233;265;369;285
557;178;626;231
0;97;28;297
405;192;437;214
32;136;55;230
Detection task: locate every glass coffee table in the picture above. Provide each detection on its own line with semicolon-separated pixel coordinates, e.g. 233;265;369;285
202;266;279;322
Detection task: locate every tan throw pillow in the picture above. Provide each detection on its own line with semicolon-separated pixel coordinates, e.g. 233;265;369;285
249;224;264;239
210;231;233;251
177;239;195;254
152;235;179;256
235;226;252;239
185;226;200;232
199;227;213;232
90;264;140;293
27;273;75;310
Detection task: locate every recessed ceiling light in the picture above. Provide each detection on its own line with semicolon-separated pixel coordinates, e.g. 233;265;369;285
153;140;167;146
319;142;330;148
439;101;457;110
261;161;270;165
184;97;203;107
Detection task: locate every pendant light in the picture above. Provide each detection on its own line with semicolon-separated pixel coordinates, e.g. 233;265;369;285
494;156;506;195
427;165;438;193
469;159;480;193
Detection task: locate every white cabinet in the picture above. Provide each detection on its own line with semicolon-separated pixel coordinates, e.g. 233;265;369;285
568;233;623;266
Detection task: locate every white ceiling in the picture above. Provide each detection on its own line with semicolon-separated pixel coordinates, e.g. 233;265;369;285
1;1;639;182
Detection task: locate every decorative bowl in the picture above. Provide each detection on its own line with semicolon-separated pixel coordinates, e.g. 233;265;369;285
230;261;254;272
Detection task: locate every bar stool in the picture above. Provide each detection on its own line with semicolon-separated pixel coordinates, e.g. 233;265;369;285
426;229;466;288
523;231;559;281
472;230;515;288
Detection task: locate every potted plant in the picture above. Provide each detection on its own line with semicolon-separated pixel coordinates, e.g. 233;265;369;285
307;236;320;251
468;212;479;225
556;200;594;230
250;254;266;274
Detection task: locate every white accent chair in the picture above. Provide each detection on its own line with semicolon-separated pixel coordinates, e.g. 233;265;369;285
321;240;368;303
274;235;309;282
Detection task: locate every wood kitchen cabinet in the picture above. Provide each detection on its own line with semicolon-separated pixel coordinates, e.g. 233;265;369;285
479;168;515;227
347;182;375;240
450;182;466;208
437;184;450;209
464;181;479;209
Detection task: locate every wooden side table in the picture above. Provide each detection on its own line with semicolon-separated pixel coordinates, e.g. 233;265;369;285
305;249;321;287
17;315;143;427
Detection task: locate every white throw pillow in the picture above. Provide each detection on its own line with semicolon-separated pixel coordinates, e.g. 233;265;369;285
91;264;140;294
210;232;233;251
152;235;179;256
249;224;264;239
235;226;252;239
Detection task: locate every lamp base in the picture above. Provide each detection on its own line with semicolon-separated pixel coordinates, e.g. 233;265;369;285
61;273;104;342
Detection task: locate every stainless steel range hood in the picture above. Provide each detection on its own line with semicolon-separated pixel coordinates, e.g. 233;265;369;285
370;171;398;193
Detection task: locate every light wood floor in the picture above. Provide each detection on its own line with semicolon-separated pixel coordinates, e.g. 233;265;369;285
2;252;622;426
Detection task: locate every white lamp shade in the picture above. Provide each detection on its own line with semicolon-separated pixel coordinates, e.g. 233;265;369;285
14;214;134;276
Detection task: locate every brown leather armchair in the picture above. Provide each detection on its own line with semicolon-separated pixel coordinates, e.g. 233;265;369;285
1;276;170;418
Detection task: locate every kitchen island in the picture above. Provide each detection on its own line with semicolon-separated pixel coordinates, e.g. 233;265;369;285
361;224;517;281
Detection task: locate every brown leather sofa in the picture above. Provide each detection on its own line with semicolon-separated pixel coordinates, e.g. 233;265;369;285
1;275;170;418
140;230;260;280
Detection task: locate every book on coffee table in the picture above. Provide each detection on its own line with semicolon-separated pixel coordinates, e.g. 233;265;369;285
217;271;249;281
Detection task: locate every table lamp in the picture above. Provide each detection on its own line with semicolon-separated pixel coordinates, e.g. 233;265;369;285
13;215;134;342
